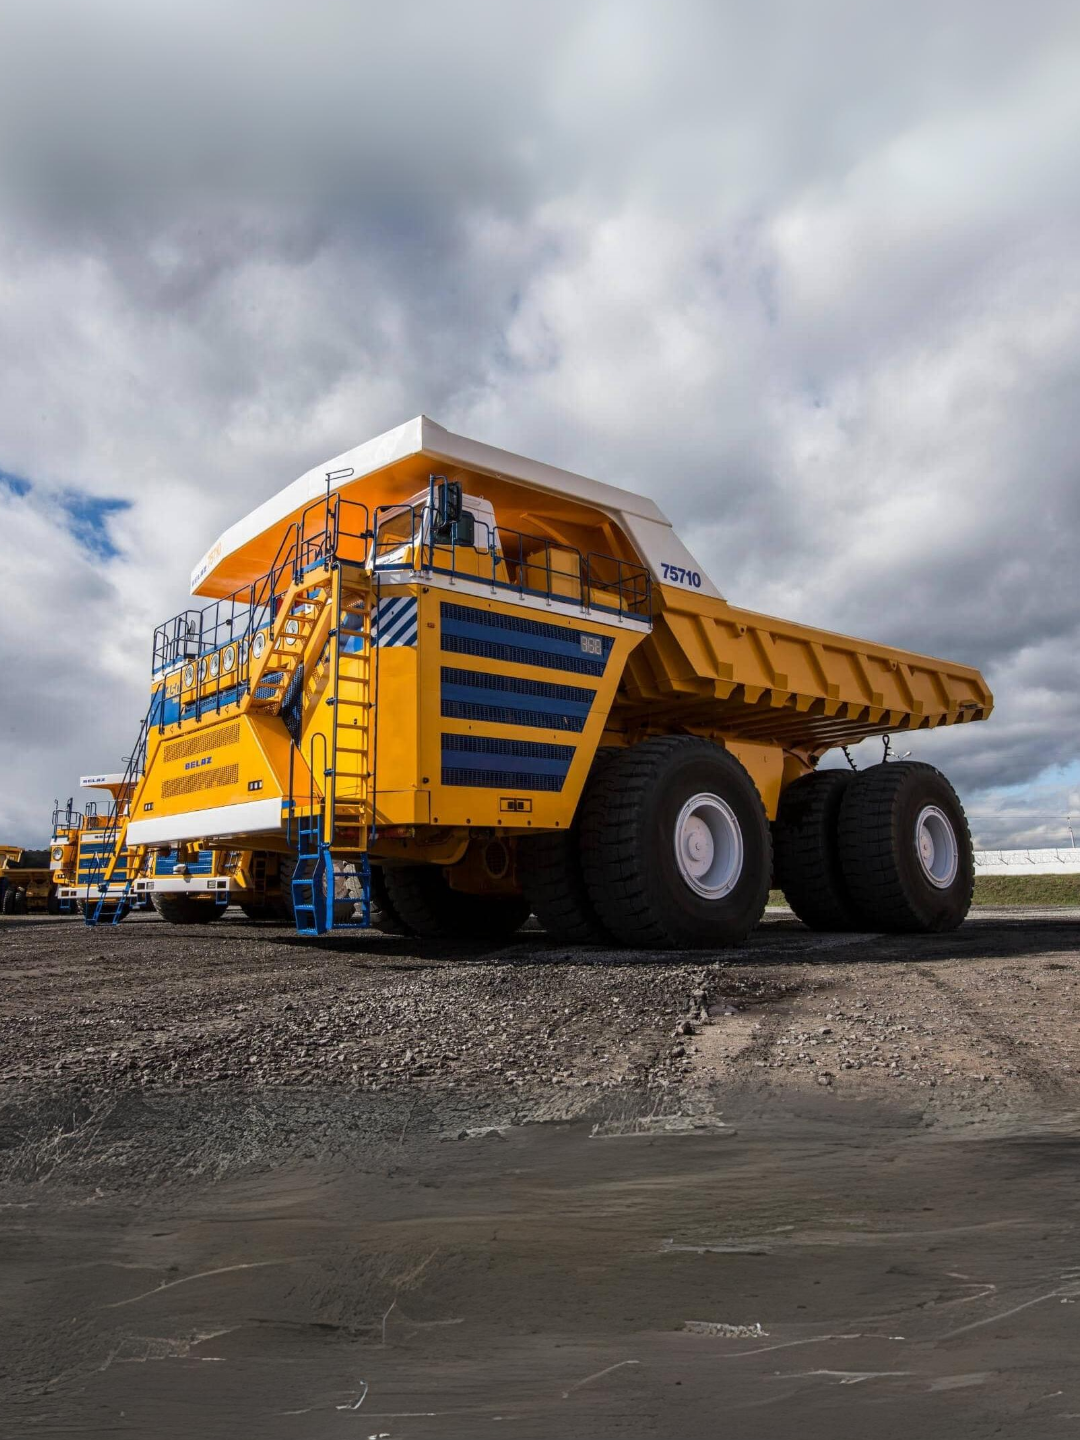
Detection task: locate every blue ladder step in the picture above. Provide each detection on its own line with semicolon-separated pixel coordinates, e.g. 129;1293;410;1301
289;844;372;937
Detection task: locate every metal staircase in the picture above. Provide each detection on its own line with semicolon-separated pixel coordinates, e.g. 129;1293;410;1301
246;578;332;715
83;705;153;926
288;569;375;935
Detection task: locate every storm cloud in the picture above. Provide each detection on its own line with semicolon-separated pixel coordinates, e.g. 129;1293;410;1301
1;0;1078;845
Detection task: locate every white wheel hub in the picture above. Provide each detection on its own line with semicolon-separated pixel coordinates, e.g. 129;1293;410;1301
674;793;744;899
915;805;959;889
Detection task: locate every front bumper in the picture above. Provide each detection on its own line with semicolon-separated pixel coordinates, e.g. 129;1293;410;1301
134;876;233;897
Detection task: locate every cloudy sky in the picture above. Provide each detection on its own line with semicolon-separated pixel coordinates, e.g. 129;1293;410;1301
1;0;1078;848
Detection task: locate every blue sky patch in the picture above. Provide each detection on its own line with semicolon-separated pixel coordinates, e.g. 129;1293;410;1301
0;467;32;497
58;491;132;560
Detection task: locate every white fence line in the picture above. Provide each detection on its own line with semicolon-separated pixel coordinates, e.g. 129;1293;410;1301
973;848;1080;876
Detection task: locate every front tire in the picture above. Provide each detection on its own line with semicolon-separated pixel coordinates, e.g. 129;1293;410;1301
369;863;414;935
837;762;973;933
382;865;530;941
579;737;771;949
517;749;617;944
151;893;217;924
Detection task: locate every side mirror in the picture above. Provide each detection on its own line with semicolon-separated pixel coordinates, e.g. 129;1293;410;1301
436;479;463;526
433;479;472;544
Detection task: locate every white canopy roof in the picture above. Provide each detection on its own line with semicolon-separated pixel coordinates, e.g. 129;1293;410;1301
191;415;720;598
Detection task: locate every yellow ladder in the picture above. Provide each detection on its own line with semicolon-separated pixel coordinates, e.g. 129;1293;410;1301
325;571;374;850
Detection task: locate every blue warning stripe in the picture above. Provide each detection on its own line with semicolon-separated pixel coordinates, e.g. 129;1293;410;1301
374;596;418;647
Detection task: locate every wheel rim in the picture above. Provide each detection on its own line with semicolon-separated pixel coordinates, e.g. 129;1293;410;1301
673;793;744;899
915;805;959;888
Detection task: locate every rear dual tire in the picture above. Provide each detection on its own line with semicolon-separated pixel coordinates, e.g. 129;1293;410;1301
838;762;973;932
773;769;860;930
774;762;973;933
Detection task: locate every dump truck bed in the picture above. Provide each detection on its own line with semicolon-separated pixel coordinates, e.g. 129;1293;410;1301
623;589;991;755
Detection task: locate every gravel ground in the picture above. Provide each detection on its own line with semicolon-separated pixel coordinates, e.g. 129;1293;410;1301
5;908;1080;1437
2;906;1079;1119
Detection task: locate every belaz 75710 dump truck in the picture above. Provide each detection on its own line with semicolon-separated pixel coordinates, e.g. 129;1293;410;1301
82;416;991;946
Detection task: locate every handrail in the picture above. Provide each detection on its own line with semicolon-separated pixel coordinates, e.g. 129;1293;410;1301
82;700;153;922
51;799;85;831
153;494;650;689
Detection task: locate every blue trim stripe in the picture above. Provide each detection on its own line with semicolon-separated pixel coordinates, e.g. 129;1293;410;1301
154;849;214;876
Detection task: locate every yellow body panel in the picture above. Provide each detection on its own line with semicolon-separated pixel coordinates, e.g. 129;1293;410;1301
136;713;313;834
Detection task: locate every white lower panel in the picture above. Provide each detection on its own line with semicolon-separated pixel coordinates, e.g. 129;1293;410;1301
126;796;283;847
135;876;232;895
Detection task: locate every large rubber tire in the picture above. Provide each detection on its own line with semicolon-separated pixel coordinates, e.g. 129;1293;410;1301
837;761;973;933
151;893;218;924
517;749;618;944
240;900;284;921
1;886;16;916
382;865;530;942
580;736;771;949
773;768;860;930
369;863;414;935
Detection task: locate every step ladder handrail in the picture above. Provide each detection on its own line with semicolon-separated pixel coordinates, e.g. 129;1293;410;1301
82;700;154;925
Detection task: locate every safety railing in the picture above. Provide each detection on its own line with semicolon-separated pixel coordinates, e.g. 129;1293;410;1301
370;502;652;619
51;799;85;832
150;487;652;729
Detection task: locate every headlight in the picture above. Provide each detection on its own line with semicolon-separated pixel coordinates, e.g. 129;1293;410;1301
209;652;220;678
182;664;195;687
222;643;236;672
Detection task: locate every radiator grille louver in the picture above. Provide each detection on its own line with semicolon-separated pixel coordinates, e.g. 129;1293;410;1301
161;763;240;799
163;722;241;764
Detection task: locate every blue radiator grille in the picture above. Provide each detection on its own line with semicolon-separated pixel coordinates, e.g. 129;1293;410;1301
441;733;575;791
440;602;611;677
440;666;595;732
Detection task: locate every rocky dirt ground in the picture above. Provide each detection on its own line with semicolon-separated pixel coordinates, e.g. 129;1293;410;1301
4;908;1080;1438
2;905;1078;1118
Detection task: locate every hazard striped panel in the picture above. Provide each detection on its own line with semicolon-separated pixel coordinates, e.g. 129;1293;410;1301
373;596;418;647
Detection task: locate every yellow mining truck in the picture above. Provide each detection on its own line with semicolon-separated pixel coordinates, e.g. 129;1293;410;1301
0;846;58;914
58;779;286;922
83;417;991;945
51;779;141;915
